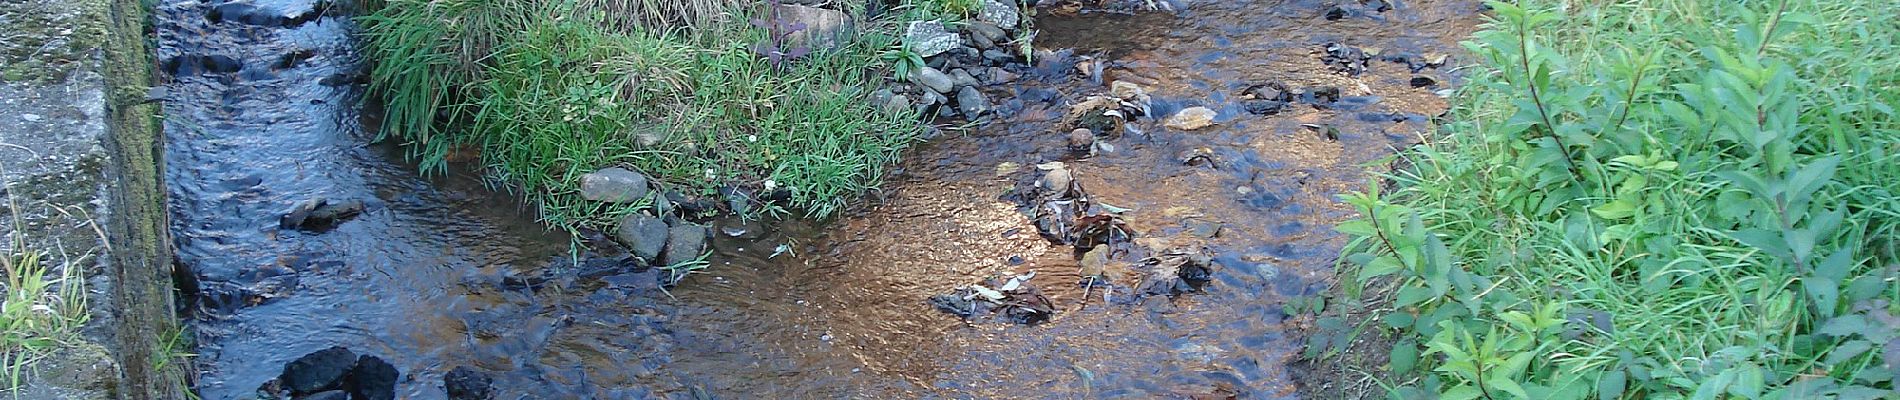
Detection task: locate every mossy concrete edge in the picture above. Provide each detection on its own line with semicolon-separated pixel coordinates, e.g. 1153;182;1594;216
97;0;188;397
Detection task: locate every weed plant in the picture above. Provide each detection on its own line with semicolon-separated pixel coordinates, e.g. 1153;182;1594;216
0;195;93;391
1321;0;1900;398
361;0;923;229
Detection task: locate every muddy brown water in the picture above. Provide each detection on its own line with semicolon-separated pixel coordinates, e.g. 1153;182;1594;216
155;0;1480;398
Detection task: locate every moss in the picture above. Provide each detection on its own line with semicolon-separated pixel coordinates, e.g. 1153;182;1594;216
94;0;188;396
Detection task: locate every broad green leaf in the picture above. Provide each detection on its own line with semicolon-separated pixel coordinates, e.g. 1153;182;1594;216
1818;315;1870;338
1489;374;1531;399
1590;199;1639;220
1729;364;1764;399
1691;368;1736;400
1338;219;1377;237
1728;228;1791;259
1802;277;1840;318
1815;247;1855;282
1598;370;1627;400
1389;339;1419;374
1498;352;1536;379
1824;340;1874;365
1442;385;1482;400
1396;286;1437;308
1358;256;1405;284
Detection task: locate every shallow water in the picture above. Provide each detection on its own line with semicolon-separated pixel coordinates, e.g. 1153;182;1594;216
156;0;1480;398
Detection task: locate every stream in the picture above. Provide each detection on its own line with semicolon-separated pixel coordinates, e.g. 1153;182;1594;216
154;0;1480;398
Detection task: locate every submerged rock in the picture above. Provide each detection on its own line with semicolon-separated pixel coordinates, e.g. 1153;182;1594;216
615;214;669;262
281;347;356;394
348;355;400;400
1066;128;1096;156
444;367;495;400
579;167;651;203
956;86;990;119
903;21;959;58
1165;107;1218;130
930;272;1053;324
1136;247;1216;296
299;391;349;400
280;198;365;231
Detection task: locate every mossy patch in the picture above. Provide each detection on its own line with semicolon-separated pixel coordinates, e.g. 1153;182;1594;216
0;0;111;83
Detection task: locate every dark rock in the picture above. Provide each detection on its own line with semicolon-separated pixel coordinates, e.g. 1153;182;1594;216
1301;86;1341;105
981;49;1015;64
1409;75;1437;88
1242;100;1288;116
1179;147;1216;166
1242;81;1293;102
661;223;709;267
274;49;316;70
929;293;981;317
664;192;719;215
297;390;350;400
1333;95;1382;110
348;355;399;400
988;67;1017;84
578;167;651;203
1321;43;1370;75
969;29;996;50
445;366;495;400
956;86;990;120
909;66;956;94
281;198;365;231
1323;4;1352;20
615;214;669;262
966;21;1009;43
281;346;356;394
949;69;978;89
203;54;243;73
318;72;368;86
1137;247;1216;296
720;186;754;214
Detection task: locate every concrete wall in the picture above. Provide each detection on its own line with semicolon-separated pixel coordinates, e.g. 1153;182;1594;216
0;0;187;397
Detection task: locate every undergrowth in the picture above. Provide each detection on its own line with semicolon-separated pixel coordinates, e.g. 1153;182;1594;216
1320;0;1900;399
0;196;92;392
360;0;924;229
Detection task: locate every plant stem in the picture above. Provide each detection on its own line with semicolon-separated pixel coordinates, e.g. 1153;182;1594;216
1515;16;1586;185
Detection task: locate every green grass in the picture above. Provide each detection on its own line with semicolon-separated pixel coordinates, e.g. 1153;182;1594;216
1318;0;1900;399
0;251;89;392
0;186;94;392
361;0;926;231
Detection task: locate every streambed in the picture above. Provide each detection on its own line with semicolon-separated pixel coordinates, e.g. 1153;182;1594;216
154;0;1481;397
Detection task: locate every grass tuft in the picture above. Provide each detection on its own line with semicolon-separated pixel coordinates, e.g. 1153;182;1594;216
362;0;925;231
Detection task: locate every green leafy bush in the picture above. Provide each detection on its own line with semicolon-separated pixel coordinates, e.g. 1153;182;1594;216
1324;0;1900;398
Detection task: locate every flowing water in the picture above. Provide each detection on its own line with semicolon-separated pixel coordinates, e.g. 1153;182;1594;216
155;0;1481;398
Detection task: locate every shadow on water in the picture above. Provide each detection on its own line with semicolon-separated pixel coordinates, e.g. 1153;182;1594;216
156;0;1479;398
